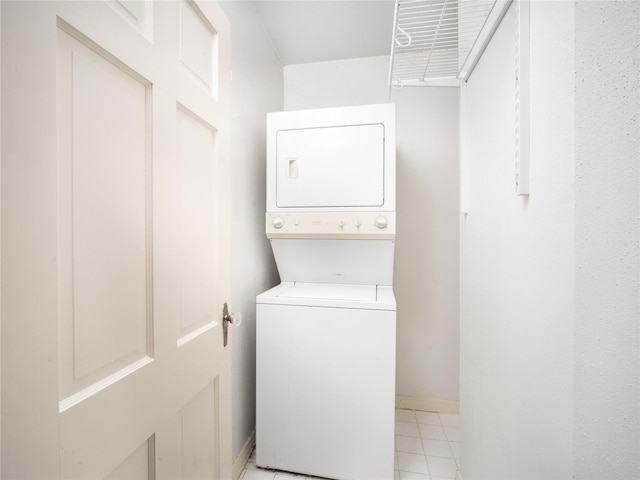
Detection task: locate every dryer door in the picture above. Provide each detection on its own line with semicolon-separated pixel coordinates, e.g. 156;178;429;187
276;123;385;208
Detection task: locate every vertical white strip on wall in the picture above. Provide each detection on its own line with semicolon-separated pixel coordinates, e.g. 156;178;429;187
459;81;471;213
0;4;3;471
515;0;530;195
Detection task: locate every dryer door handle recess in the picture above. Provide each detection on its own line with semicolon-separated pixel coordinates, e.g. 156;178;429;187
222;302;242;347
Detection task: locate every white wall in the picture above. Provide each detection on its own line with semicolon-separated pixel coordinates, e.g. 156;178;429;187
218;0;282;463
573;1;639;477
285;56;460;404
460;1;639;478
460;2;575;476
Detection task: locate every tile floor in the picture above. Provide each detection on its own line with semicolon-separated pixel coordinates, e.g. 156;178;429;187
240;408;460;480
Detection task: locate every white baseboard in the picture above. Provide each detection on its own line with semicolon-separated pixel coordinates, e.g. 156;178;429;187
232;429;256;480
395;395;460;414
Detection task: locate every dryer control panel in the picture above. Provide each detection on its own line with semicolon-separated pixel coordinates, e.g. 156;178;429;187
266;212;395;239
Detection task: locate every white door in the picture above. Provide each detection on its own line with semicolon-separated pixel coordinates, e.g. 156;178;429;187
1;1;232;478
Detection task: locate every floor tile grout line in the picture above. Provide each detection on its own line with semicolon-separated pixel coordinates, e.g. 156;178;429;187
250;409;460;480
395;409;459;479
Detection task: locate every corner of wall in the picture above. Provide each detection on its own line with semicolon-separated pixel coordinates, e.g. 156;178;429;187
219;0;284;464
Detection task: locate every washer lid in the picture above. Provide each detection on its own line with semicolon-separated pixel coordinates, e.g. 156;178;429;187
277;282;377;302
256;282;396;311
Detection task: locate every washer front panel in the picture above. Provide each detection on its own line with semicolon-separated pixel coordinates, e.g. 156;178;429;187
256;302;396;479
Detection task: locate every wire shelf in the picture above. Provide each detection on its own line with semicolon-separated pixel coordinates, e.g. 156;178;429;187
389;0;507;92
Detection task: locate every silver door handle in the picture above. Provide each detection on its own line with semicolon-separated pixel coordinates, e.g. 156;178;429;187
222;302;242;347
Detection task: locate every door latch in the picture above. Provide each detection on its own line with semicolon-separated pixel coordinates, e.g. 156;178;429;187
222;302;242;347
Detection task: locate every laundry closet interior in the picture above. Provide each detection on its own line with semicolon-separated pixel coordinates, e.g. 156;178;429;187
226;2;480;478
226;1;463;477
222;1;638;479
0;0;635;479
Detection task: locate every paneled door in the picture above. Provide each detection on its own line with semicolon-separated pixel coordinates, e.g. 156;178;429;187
1;1;232;478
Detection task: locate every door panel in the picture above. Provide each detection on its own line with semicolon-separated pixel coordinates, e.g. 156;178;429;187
180;380;219;480
57;24;152;399
179;0;218;97
176;106;217;341
105;437;154;480
106;1;153;41
1;1;232;478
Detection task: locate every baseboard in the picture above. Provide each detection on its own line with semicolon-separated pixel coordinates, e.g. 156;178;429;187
395;395;460;414
232;429;256;480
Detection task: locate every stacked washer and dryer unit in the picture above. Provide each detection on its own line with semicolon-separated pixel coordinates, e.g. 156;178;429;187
256;104;397;480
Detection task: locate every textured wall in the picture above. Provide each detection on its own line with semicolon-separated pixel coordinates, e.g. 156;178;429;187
461;1;640;478
573;1;640;477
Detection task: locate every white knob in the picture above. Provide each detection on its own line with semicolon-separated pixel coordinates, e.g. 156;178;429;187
272;216;284;229
230;311;243;327
337;219;346;228
354;218;362;228
375;216;388;229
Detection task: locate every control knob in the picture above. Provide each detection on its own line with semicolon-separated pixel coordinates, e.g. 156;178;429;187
272;216;284;229
375;215;388;229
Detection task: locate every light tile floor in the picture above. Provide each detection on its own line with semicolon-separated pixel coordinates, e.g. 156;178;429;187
240;409;460;480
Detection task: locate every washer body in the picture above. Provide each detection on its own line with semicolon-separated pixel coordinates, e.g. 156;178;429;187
256;282;396;480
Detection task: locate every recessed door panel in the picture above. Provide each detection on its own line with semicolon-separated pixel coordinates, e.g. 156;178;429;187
276;124;385;208
179;0;218;98
57;26;151;398
105;437;154;480
176;106;217;343
180;381;219;480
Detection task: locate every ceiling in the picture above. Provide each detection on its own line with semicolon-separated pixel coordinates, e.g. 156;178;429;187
252;0;396;65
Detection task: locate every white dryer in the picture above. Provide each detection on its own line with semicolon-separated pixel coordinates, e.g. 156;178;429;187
256;104;396;480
